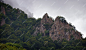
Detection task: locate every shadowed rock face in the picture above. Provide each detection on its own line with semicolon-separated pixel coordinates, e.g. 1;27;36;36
1;6;6;15
0;6;5;26
33;13;82;41
0;18;5;26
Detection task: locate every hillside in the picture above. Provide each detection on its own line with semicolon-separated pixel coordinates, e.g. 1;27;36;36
0;1;86;50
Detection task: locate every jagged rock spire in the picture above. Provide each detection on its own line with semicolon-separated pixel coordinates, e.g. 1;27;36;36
43;13;49;19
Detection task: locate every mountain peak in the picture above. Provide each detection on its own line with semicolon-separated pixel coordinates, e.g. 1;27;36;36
41;13;53;25
43;13;49;19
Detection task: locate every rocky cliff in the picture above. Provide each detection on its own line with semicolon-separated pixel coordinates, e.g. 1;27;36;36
33;13;82;41
0;6;6;26
33;13;53;36
0;18;5;26
1;6;6;15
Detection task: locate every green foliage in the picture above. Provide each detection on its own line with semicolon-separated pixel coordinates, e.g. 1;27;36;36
69;22;73;27
0;43;26;50
45;30;49;36
44;23;53;30
57;16;68;24
70;35;74;38
36;18;41;22
0;13;6;22
82;38;86;46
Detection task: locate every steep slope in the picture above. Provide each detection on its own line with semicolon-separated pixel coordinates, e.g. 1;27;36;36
34;13;82;41
50;16;82;41
33;13;54;36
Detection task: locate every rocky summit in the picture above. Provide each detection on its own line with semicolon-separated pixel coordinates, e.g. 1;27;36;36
33;13;82;41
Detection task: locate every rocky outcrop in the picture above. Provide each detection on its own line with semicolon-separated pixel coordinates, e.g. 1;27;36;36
1;6;6;15
0;18;5;26
33;13;82;41
41;13;53;25
0;6;6;26
49;17;82;41
33;13;53;36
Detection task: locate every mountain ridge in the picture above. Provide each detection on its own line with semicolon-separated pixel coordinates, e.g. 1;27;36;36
33;13;82;41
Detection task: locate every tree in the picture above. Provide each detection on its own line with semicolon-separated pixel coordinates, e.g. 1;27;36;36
45;30;49;36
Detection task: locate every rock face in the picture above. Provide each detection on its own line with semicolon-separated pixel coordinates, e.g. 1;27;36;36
0;18;5;26
1;6;6;15
49;17;82;41
0;6;6;26
33;13;82;41
33;13;54;36
41;13;53;25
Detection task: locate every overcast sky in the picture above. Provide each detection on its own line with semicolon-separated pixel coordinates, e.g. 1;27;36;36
3;0;86;38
